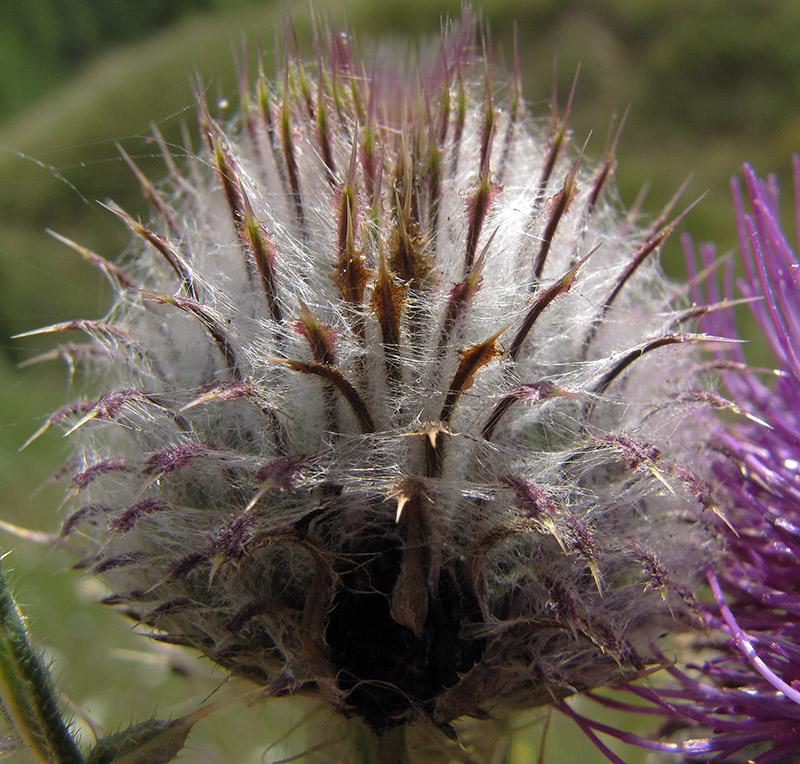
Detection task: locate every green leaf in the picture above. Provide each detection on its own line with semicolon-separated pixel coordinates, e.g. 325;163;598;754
83;691;243;764
85;718;193;764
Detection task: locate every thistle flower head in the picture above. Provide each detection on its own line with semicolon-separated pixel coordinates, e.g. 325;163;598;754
583;159;800;764
676;159;800;762
23;11;721;743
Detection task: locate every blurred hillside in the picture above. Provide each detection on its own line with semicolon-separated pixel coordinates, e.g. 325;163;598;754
0;1;798;762
2;0;798;360
0;0;260;118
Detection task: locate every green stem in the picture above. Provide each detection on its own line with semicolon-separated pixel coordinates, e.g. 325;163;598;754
346;723;411;764
375;726;409;764
0;562;85;764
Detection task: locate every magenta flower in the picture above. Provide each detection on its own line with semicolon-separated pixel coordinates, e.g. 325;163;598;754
573;159;800;763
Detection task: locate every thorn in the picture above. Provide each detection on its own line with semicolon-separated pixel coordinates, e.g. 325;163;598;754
0;519;54;545
62;410;99;438
395;493;411;523
13;320;129;341
401;422;455;448
46;229;137;288
588;559;604;597
208;555;225;585
19;423;50;452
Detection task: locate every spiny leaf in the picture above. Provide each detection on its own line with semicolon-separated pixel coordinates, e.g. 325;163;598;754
440;325;507;424
332;165;373;306
269;357;374;432
604;194;704;310
47;230;137;289
86;717;191;764
464;171;500;272
13;320;130;342
142;291;241;380
280;61;307;236
390;492;430;638
388;171;431;286
370;249;409;359
117;145;180;236
101;202;197;300
509;245;599;362
294;301;337;365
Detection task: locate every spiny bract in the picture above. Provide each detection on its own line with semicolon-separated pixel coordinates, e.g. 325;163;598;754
25;13;720;737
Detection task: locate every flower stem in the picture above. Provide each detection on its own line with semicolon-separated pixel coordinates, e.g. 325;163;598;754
0;561;85;763
375;726;409;764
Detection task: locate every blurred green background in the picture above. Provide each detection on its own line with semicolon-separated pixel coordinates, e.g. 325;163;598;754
1;0;798;761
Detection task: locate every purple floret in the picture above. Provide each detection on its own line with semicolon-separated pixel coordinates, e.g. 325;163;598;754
586;157;800;763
